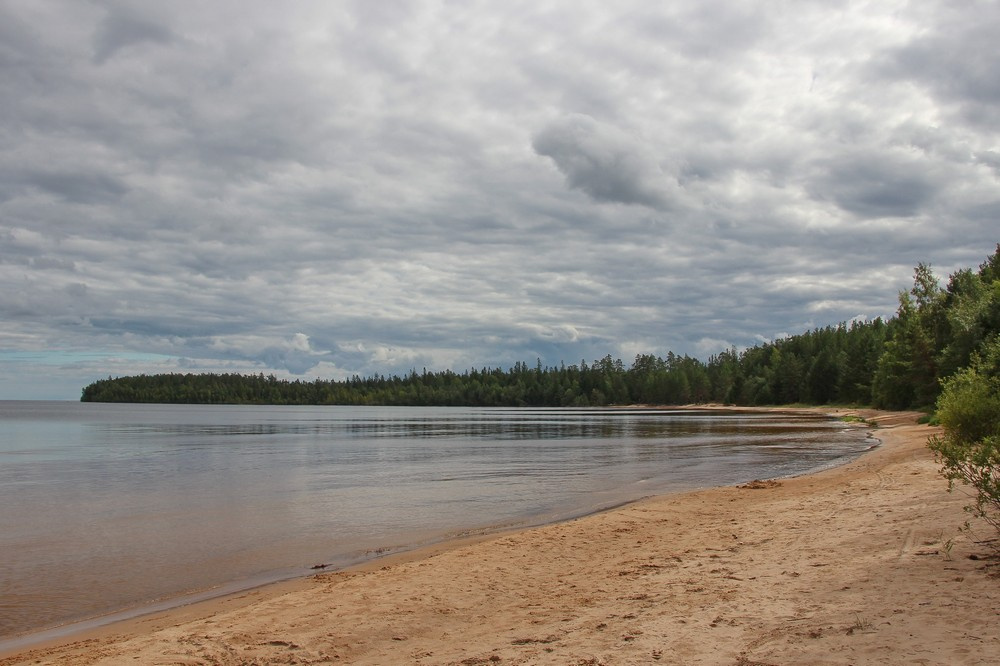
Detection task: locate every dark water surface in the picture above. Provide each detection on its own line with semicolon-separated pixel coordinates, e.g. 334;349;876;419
0;402;874;641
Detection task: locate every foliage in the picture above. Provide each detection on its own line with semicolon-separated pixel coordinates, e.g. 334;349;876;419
871;245;1000;410
928;336;1000;544
840;415;878;428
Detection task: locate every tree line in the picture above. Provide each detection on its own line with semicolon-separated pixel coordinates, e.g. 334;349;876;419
81;245;1000;411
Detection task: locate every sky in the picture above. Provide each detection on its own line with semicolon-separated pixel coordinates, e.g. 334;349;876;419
2;0;998;400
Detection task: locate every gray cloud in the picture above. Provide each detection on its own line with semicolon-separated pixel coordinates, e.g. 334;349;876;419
533;115;679;210
23;170;130;204
809;153;941;219
0;0;997;399
92;7;173;64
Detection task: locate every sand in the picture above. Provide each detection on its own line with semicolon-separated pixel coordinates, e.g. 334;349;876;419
1;409;997;665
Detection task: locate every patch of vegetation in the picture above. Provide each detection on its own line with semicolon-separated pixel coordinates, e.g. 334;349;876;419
929;336;1000;549
840;415;879;428
847;615;874;634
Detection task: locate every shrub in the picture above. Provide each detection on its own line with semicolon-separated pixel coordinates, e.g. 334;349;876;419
928;337;1000;545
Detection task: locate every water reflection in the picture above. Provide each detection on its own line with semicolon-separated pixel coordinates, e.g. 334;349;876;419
88;407;831;443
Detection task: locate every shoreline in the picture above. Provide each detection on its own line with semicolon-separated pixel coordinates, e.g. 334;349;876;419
3;407;998;664
0;494;655;657
0;404;858;649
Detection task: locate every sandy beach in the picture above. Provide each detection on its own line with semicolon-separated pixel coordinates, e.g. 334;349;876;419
2;409;997;665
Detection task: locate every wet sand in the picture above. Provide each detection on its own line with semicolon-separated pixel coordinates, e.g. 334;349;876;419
2;408;997;665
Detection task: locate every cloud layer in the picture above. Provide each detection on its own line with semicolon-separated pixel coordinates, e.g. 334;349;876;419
1;0;997;398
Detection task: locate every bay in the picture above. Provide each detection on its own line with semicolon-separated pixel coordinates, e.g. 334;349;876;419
0;402;873;641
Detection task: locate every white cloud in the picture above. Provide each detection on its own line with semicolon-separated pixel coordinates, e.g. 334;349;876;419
694;338;736;359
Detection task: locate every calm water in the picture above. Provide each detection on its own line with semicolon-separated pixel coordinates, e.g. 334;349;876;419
0;402;874;641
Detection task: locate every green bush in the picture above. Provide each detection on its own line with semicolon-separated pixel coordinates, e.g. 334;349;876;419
928;337;1000;544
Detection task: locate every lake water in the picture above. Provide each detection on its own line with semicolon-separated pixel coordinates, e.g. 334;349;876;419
0;402;874;642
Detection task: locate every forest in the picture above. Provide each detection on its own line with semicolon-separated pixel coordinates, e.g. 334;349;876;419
81;245;1000;411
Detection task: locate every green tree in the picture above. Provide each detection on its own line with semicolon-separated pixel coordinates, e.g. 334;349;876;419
872;271;942;410
837;319;885;404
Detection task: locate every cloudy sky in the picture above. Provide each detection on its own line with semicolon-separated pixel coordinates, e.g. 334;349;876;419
2;0;998;400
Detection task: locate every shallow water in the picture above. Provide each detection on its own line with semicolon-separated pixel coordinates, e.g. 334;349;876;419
0;402;872;639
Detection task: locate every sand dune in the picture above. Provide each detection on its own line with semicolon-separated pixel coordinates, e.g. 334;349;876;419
2;409;997;665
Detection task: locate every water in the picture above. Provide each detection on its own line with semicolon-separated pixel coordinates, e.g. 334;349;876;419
0;402;873;641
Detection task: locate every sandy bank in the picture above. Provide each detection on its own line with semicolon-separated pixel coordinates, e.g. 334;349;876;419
2;409;997;665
